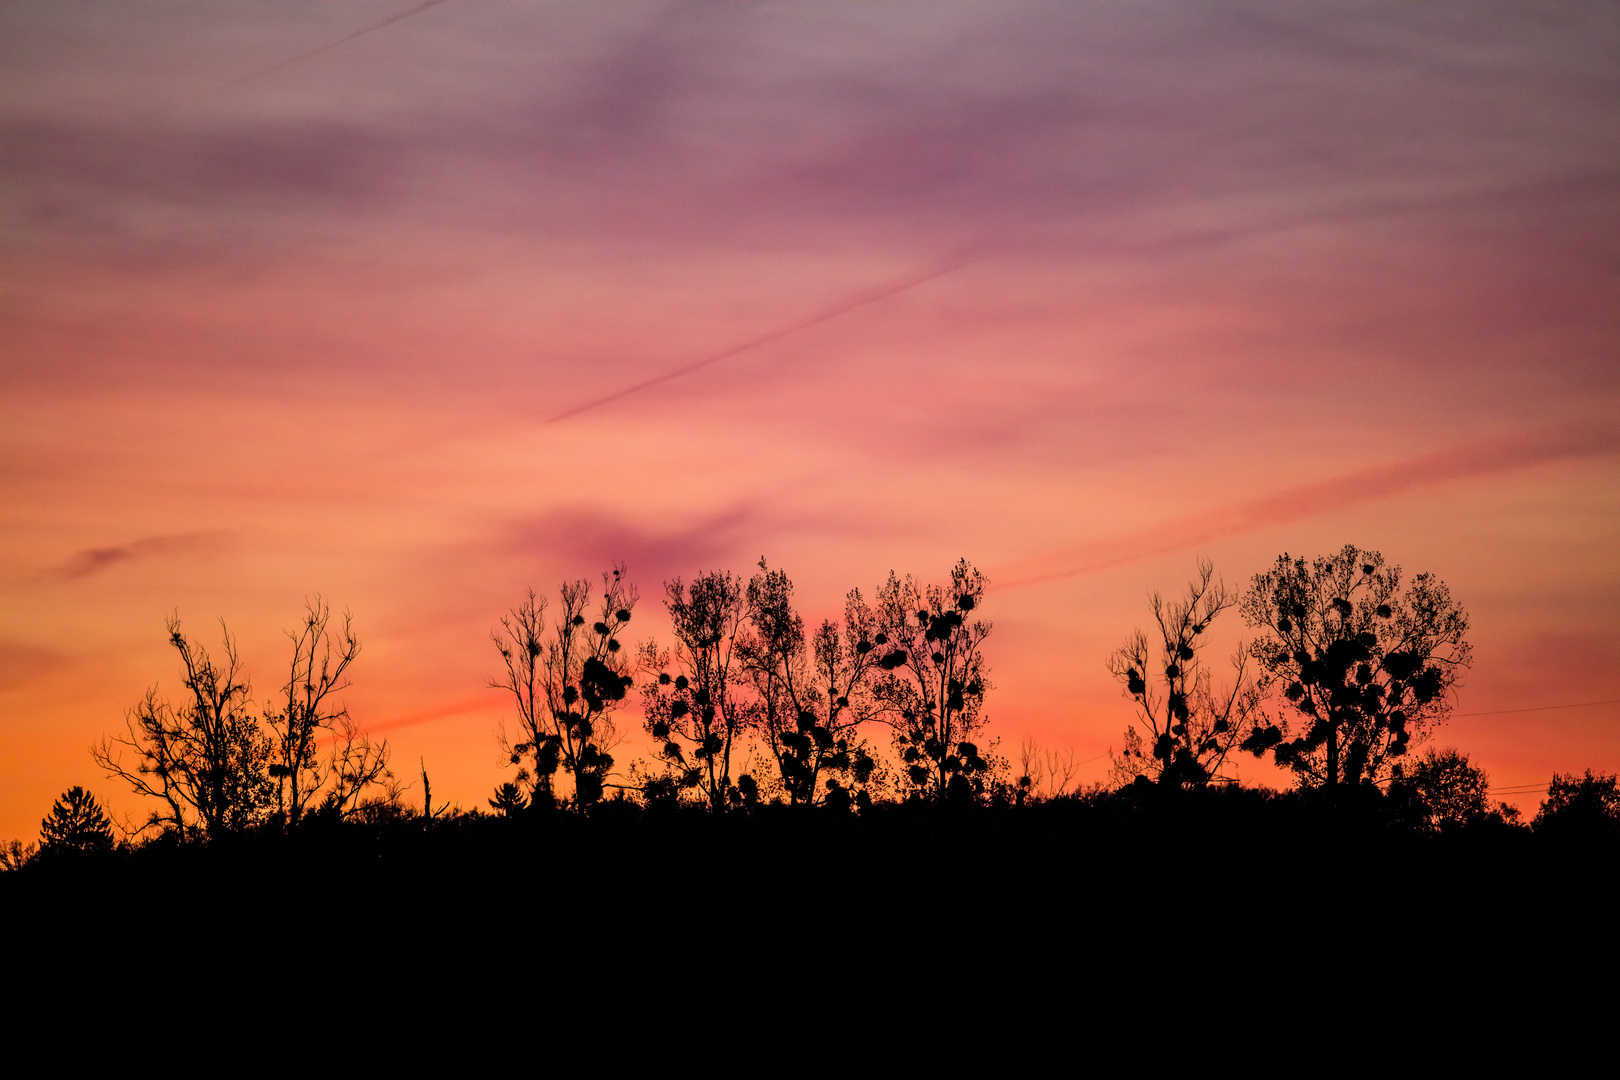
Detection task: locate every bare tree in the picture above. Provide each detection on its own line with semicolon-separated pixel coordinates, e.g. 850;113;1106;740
94;615;274;840
1018;738;1080;804
323;716;399;819
494;566;637;810
872;559;996;803
1107;560;1268;789
640;570;755;812
265;598;396;824
740;561;882;808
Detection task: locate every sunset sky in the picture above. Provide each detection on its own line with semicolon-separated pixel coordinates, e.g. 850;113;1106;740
3;1;1616;840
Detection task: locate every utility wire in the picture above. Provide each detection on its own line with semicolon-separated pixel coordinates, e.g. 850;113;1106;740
1454;698;1618;718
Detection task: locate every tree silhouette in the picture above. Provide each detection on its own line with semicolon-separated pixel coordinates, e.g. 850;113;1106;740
1533;769;1620;837
872;559;995;803
93;615;274;840
640;570;756;812
265;598;396;825
493;566;637;810
739;560;881;808
1239;545;1473;792
1017;738;1081;804
1390;747;1496;830
1;841;34;871
488;782;526;817
1107;560;1267;789
38;787;114;855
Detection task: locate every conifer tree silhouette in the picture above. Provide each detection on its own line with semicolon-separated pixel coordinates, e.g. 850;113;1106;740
38;787;114;855
488;782;526;817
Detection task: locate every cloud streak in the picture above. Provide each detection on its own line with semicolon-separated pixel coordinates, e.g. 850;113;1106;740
220;0;457;89
991;425;1620;589
53;531;233;581
489;503;773;585
0;641;71;689
365;693;494;736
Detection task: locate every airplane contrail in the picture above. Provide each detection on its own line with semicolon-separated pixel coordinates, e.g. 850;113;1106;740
221;0;454;89
990;423;1620;590
547;247;991;423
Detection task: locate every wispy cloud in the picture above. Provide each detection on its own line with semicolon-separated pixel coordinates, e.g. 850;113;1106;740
991;425;1620;589
53;530;233;581
489;503;774;586
0;641;71;688
0;118;399;224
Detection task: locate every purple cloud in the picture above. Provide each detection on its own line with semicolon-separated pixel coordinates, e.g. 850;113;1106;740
491;503;775;587
53;531;233;581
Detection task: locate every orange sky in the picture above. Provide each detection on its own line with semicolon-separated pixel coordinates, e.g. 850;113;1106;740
2;1;1616;841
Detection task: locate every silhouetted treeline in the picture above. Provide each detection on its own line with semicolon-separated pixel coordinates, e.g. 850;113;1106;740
38;546;1606;844
8;542;1616;1032
10;771;1613;875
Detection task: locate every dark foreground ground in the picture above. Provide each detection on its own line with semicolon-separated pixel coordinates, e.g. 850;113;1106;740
7;788;1616;1053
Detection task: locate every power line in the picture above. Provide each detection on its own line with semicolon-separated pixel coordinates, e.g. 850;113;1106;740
1455;698;1619;718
